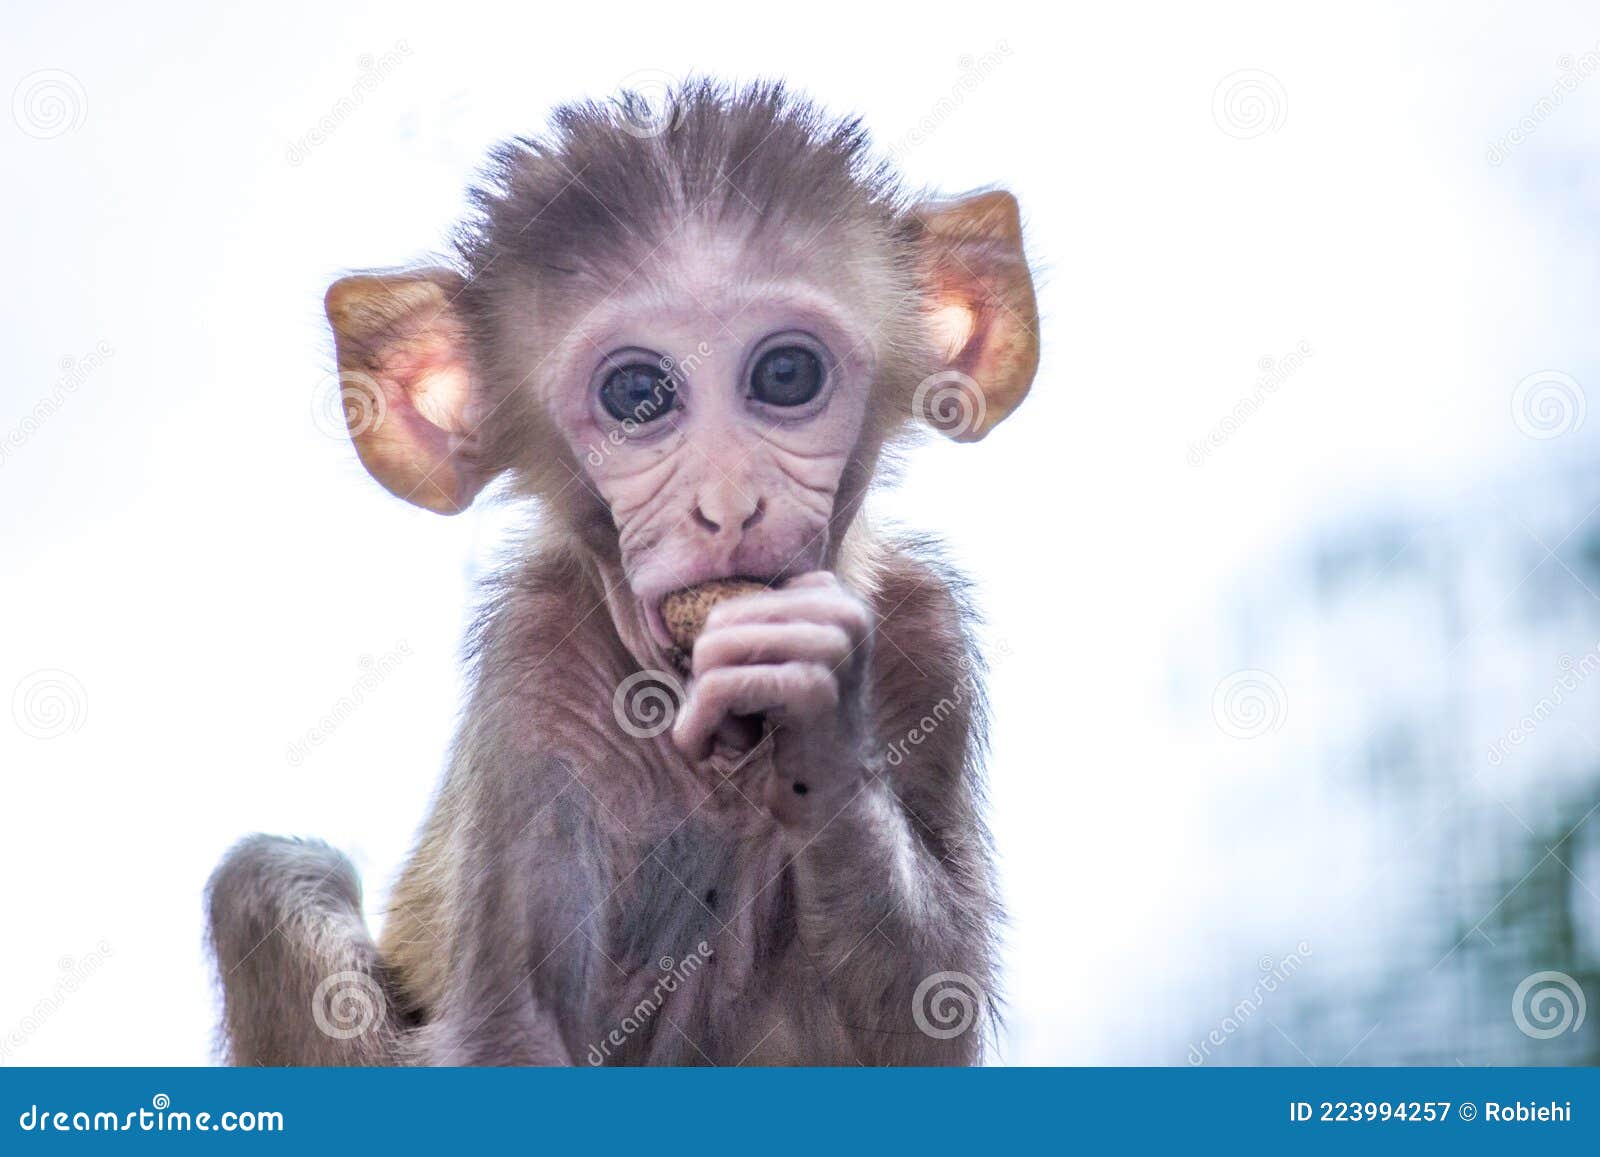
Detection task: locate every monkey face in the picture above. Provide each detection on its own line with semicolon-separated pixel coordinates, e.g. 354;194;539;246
540;271;877;651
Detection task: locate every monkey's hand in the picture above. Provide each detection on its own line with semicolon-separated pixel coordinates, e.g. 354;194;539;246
671;571;872;826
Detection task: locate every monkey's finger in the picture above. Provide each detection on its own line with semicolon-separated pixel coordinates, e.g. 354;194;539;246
672;663;838;759
691;622;852;673
703;590;873;644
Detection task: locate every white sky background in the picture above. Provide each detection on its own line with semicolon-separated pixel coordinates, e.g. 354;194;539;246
2;1;1597;1064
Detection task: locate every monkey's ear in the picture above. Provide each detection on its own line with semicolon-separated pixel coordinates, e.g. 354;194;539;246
915;190;1040;441
324;269;488;514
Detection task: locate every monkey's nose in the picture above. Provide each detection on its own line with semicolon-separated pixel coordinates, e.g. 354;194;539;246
691;488;764;536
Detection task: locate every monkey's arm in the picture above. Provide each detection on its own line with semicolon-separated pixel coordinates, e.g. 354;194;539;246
673;564;997;1063
784;770;994;1064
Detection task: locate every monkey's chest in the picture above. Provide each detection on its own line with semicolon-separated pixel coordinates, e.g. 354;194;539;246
575;824;811;1065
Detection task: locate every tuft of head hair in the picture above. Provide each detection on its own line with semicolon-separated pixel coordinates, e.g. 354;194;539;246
456;80;909;287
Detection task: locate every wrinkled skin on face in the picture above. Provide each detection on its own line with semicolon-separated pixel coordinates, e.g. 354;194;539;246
543;272;869;638
530;234;880;772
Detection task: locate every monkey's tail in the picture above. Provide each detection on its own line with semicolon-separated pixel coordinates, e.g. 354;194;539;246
205;834;411;1066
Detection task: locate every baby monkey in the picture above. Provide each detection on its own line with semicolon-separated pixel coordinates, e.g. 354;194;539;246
207;81;1039;1065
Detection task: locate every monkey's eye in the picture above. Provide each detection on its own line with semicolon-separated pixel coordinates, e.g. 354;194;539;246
749;346;824;407
599;363;676;424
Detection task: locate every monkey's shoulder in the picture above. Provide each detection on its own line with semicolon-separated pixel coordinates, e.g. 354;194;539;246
859;535;989;765
862;534;983;676
465;553;634;703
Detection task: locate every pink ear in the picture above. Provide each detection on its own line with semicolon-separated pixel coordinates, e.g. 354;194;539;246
324;271;489;514
915;190;1040;442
